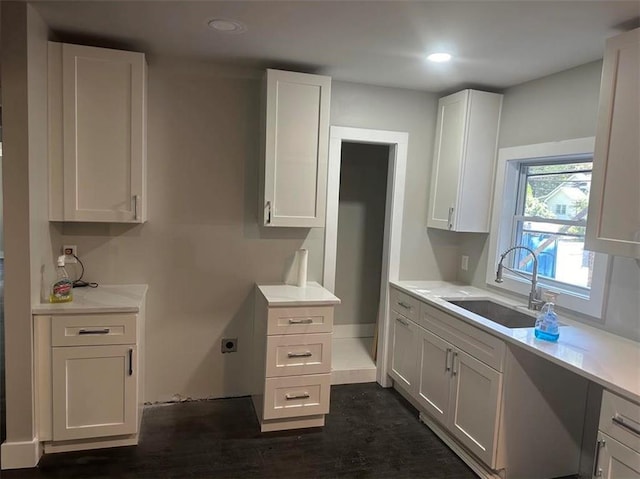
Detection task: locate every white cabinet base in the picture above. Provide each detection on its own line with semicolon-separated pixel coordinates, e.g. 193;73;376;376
43;434;138;454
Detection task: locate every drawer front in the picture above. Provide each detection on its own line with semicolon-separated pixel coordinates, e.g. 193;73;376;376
390;288;420;322
263;374;331;420
266;333;332;377
600;390;640;453
51;314;137;346
267;306;333;335
420;303;505;372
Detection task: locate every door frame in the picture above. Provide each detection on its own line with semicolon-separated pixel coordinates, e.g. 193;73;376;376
323;126;408;387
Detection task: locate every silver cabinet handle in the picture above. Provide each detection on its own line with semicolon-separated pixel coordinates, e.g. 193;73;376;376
397;317;409;327
128;348;134;376
134;195;140;221
448;206;455;230
287;351;312;358
265;201;272;224
445;348;452;372
285;393;310;400
398;302;411;310
78;328;110;335
612;415;640;436
289;318;313;324
593;439;605;477
452;352;459;376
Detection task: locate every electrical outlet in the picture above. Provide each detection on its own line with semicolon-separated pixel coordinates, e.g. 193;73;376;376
62;245;78;264
221;338;238;353
461;255;469;271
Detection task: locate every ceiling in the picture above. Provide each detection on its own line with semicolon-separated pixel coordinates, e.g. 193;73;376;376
31;0;640;93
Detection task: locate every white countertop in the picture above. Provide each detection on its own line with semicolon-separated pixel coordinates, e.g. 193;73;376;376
257;282;341;306
32;284;148;314
391;280;640;404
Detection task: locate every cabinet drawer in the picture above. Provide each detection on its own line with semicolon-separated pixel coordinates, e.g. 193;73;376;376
600;390;640;453
420;303;505;372
266;333;331;377
267;306;333;335
51;314;137;346
263;374;331;420
390;288;419;322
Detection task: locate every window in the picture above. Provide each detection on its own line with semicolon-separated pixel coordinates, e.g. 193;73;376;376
487;138;609;319
513;160;593;291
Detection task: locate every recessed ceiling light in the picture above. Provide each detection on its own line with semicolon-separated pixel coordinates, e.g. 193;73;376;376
207;18;247;34
427;52;452;63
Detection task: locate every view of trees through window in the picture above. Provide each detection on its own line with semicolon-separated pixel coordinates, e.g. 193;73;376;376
513;161;593;290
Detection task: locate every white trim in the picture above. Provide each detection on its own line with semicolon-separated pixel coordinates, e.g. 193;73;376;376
323;126;408;388
486;137;610;318
1;439;42;470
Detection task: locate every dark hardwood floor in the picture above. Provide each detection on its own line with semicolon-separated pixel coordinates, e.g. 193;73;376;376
3;383;477;478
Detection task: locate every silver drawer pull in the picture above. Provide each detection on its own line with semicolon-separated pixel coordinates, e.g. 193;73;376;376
397;302;411;310
287;352;313;358
78;328;110;335
612;415;640;436
397;317;409;327
285;393;310;400
289;318;313;324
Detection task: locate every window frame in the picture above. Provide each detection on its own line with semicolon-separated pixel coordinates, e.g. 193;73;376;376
486;137;610;319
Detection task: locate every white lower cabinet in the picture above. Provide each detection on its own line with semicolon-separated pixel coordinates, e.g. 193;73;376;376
594;390;640;478
595;433;640;479
253;284;339;432
389;314;419;393
52;345;137;441
35;311;144;452
416;317;502;467
389;286;588;478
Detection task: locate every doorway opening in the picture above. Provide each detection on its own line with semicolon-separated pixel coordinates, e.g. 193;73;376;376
323;127;408;387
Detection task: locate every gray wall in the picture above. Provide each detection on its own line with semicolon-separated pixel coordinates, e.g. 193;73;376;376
55;75;447;402
458;60;640;341
1;1;59;446
334;143;388;326
331;81;459;281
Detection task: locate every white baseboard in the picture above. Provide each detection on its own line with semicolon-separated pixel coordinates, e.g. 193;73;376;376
1;438;42;470
332;323;375;339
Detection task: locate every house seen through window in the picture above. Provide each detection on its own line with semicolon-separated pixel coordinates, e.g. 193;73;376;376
512;160;593;291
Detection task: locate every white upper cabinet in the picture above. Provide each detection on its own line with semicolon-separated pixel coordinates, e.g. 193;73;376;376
49;42;147;223
262;69;331;227
427;89;502;232
586;28;640;258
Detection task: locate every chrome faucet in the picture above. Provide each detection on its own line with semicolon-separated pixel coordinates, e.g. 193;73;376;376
495;245;545;311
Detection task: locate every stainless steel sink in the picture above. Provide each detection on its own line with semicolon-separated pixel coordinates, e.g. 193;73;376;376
446;299;537;328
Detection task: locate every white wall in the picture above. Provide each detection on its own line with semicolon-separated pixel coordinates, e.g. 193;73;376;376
458;60;640;341
334;142;388;326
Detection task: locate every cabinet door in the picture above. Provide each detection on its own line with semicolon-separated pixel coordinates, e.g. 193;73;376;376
595;433;640;479
416;327;453;424
428;90;468;231
586;28;640;258
389;314;418;392
449;349;502;468
52;345;137;441
263;69;331;227
62;43;146;222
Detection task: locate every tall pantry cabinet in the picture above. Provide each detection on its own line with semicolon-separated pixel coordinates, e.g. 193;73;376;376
48;42;147;223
